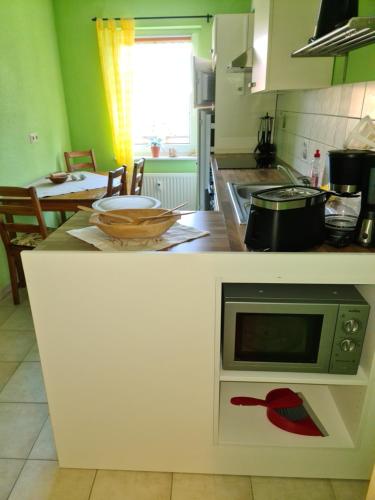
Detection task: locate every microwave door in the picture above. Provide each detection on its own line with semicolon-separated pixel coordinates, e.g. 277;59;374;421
223;302;339;373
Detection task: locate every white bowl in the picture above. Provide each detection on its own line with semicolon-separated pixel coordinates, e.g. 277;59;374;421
92;195;161;212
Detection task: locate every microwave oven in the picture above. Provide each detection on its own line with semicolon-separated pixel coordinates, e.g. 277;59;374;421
222;283;369;375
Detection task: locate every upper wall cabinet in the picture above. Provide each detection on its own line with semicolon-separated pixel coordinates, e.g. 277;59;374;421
212;13;253;74
251;0;334;93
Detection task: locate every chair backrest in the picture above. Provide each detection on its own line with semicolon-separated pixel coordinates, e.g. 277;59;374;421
0;187;48;245
64;149;97;172
106;166;128;197
130;158;145;195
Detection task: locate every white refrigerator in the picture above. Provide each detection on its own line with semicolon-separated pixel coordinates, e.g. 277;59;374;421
198;109;214;210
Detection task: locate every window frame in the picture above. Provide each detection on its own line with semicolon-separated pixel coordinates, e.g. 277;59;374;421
132;35;196;158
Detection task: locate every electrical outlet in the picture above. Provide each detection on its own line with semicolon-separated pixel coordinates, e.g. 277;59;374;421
28;133;39;144
302;140;308;160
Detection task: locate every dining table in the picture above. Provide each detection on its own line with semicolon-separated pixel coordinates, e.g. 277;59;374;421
28;171;109;212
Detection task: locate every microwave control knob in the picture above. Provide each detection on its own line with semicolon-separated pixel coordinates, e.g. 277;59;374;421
343;319;360;334
340;339;356;352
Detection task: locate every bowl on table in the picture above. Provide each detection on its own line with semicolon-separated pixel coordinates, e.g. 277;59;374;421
89;208;180;240
47;172;69;184
92;195;161;211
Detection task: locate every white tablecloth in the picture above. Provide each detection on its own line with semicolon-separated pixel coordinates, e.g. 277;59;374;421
28;172;115;198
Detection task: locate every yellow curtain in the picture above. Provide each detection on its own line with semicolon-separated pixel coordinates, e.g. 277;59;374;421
96;18;134;168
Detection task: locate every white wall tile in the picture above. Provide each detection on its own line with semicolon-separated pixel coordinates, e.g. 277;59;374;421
362;82;375;119
275;80;374;175
333;117;348;149
337;83;366;118
348;83;366;118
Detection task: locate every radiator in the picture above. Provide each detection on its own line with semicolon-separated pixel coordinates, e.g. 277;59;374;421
142;173;198;210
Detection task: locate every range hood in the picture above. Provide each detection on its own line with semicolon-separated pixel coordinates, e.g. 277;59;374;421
227;49;253;73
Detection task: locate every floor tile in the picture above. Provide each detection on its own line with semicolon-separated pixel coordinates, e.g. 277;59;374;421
0;289;29;308
0;459;24;500
331;479;369;500
251;476;335;500
8;460;96;500
0;307;34;331
90;470;172;500
0;307;15;328
172;473;252;500
0;363;19;391
29;417;57;460
24;343;40;361
0;403;48;458
0;330;35;361
0;362;46;403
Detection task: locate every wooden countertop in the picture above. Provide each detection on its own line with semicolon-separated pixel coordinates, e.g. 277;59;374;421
211;156;375;253
35;211;231;253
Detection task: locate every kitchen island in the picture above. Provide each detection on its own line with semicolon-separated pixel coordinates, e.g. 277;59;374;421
22;198;375;480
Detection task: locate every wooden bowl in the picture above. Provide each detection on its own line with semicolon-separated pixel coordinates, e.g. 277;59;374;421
89;209;181;240
47;173;69;184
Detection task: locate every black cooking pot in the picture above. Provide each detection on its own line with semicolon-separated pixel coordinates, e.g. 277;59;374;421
244;185;332;251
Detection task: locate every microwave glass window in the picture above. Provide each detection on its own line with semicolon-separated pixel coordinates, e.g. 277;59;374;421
234;313;324;364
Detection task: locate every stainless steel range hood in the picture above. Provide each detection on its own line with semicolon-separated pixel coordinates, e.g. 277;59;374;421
227;49;253;73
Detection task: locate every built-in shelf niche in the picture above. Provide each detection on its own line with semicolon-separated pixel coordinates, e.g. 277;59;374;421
218;381;367;449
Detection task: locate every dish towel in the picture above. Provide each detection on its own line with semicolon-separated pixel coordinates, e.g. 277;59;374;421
67;222;210;251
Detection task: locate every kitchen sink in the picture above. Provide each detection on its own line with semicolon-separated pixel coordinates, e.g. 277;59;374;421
227;182;282;224
235;184;280;200
227;165;311;224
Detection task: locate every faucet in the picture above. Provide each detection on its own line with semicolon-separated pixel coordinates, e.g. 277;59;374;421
277;164;311;186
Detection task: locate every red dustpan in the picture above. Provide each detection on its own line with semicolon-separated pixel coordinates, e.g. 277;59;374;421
231;388;327;437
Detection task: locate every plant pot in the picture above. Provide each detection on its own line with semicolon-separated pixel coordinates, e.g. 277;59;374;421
151;145;160;158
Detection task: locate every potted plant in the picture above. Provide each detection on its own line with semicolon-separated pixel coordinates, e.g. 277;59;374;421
150;137;162;158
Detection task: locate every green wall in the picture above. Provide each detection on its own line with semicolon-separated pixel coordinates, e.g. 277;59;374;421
0;0;71;292
52;0;250;173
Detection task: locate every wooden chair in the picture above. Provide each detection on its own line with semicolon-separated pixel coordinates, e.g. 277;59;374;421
64;149;98;173
130;158;145;195
105;166;128;197
0;187;49;305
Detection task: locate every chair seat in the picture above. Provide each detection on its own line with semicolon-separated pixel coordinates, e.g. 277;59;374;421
11;229;54;248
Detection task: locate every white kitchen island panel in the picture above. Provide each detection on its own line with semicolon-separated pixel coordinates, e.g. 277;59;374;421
22;250;375;479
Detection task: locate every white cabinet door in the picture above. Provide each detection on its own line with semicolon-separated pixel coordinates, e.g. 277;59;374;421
213;14;250;73
213;14;256;153
251;0;334;93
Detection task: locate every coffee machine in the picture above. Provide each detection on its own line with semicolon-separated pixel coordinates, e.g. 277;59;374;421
327;149;375;247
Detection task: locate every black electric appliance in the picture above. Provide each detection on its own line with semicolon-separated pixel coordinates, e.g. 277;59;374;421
311;0;358;41
327;149;375;247
244;185;331;251
222;283;369;375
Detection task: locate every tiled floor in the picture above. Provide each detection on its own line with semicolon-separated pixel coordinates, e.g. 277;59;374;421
0;291;370;500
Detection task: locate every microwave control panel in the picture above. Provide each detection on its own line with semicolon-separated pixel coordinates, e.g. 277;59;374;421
329;304;370;374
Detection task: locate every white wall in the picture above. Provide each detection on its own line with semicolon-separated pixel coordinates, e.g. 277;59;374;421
274;82;375;182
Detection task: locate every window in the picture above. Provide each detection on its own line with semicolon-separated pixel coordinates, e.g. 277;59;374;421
131;37;194;156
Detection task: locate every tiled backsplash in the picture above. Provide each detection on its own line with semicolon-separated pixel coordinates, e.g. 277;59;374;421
275;82;375;183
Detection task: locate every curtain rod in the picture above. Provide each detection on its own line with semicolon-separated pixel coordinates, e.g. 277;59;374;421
92;14;213;23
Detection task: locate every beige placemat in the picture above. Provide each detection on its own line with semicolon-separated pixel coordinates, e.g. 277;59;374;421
67;222;209;251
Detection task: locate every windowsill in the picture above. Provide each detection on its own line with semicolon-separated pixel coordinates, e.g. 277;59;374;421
141;156;197;161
